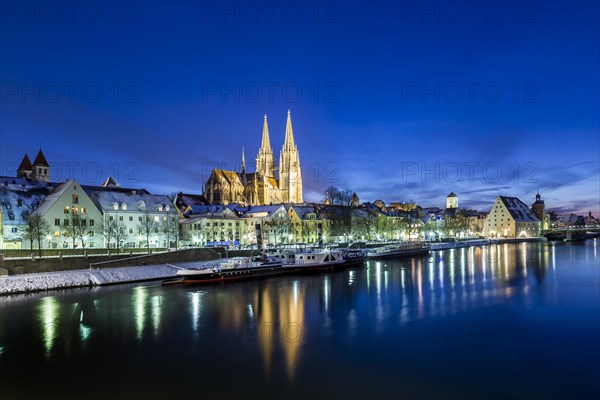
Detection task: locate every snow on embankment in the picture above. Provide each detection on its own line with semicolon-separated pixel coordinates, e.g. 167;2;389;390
0;265;179;295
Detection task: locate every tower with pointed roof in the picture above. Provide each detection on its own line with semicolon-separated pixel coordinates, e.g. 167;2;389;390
31;149;50;182
279;110;303;203
446;192;458;209
256;115;275;178
241;147;247;185
531;191;546;229
17;154;33;179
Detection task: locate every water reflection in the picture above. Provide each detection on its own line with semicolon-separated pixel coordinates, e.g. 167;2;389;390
1;241;597;397
39;296;59;356
133;286;147;340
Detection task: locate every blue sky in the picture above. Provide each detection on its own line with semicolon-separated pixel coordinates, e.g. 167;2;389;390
1;1;598;214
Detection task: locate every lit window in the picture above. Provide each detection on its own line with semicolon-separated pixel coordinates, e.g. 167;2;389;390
154;216;159;222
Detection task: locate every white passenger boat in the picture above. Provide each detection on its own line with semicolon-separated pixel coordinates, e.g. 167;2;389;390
367;242;430;259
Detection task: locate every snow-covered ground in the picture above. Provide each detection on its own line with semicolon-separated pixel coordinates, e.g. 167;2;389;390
0;264;187;295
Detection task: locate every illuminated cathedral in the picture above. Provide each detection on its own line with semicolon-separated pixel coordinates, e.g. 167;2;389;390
203;110;303;205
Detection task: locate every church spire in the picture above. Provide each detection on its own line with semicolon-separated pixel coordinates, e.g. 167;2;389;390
279;109;303;203
260;114;271;151
241;146;246;175
283;109;295;149
256;114;275;178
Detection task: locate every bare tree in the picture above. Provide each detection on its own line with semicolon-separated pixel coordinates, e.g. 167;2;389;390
24;213;50;257
263;216;290;244
95;218;116;250
137;210;157;252
63;213;83;249
113;220;128;254
160;215;179;249
323;186;355;241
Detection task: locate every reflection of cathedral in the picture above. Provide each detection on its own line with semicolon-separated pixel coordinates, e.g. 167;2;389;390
203;110;303;205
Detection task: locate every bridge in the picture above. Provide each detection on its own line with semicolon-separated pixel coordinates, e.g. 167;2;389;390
542;226;600;241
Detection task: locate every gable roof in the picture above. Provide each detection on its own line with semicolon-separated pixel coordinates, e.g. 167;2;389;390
498;196;539;222
32;181;72;216
210;169;243;186
101;176;119;188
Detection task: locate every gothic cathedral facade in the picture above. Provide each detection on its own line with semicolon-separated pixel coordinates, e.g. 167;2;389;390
203;110;303;205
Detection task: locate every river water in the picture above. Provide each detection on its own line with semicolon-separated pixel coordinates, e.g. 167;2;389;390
0;241;598;399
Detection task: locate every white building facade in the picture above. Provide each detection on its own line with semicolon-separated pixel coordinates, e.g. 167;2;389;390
483;196;541;238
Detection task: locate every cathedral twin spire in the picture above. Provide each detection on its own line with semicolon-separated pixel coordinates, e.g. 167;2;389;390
252;110;303;203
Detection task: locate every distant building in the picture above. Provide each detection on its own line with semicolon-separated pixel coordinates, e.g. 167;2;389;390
530;191;550;230
17;149;51;182
446;192;458;209
483;196;541;238
84;185;178;249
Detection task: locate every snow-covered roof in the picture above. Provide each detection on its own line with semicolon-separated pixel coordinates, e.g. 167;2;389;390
0;177;53;237
288;205;318;219
240;204;286;217
184;204;239;216
498;196;539;222
174;193;209;215
32;181;72;216
83;186;176;214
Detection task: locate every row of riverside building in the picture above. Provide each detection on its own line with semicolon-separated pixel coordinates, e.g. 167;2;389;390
3;155;596;250
2;113;598;250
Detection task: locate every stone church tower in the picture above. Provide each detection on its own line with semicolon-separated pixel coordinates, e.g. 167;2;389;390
279;110;303;203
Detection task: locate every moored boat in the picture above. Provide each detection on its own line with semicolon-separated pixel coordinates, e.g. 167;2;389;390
341;248;367;266
284;249;346;272
175;256;286;284
367;242;430;259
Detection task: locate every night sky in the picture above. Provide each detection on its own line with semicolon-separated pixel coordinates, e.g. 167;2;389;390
1;1;598;214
